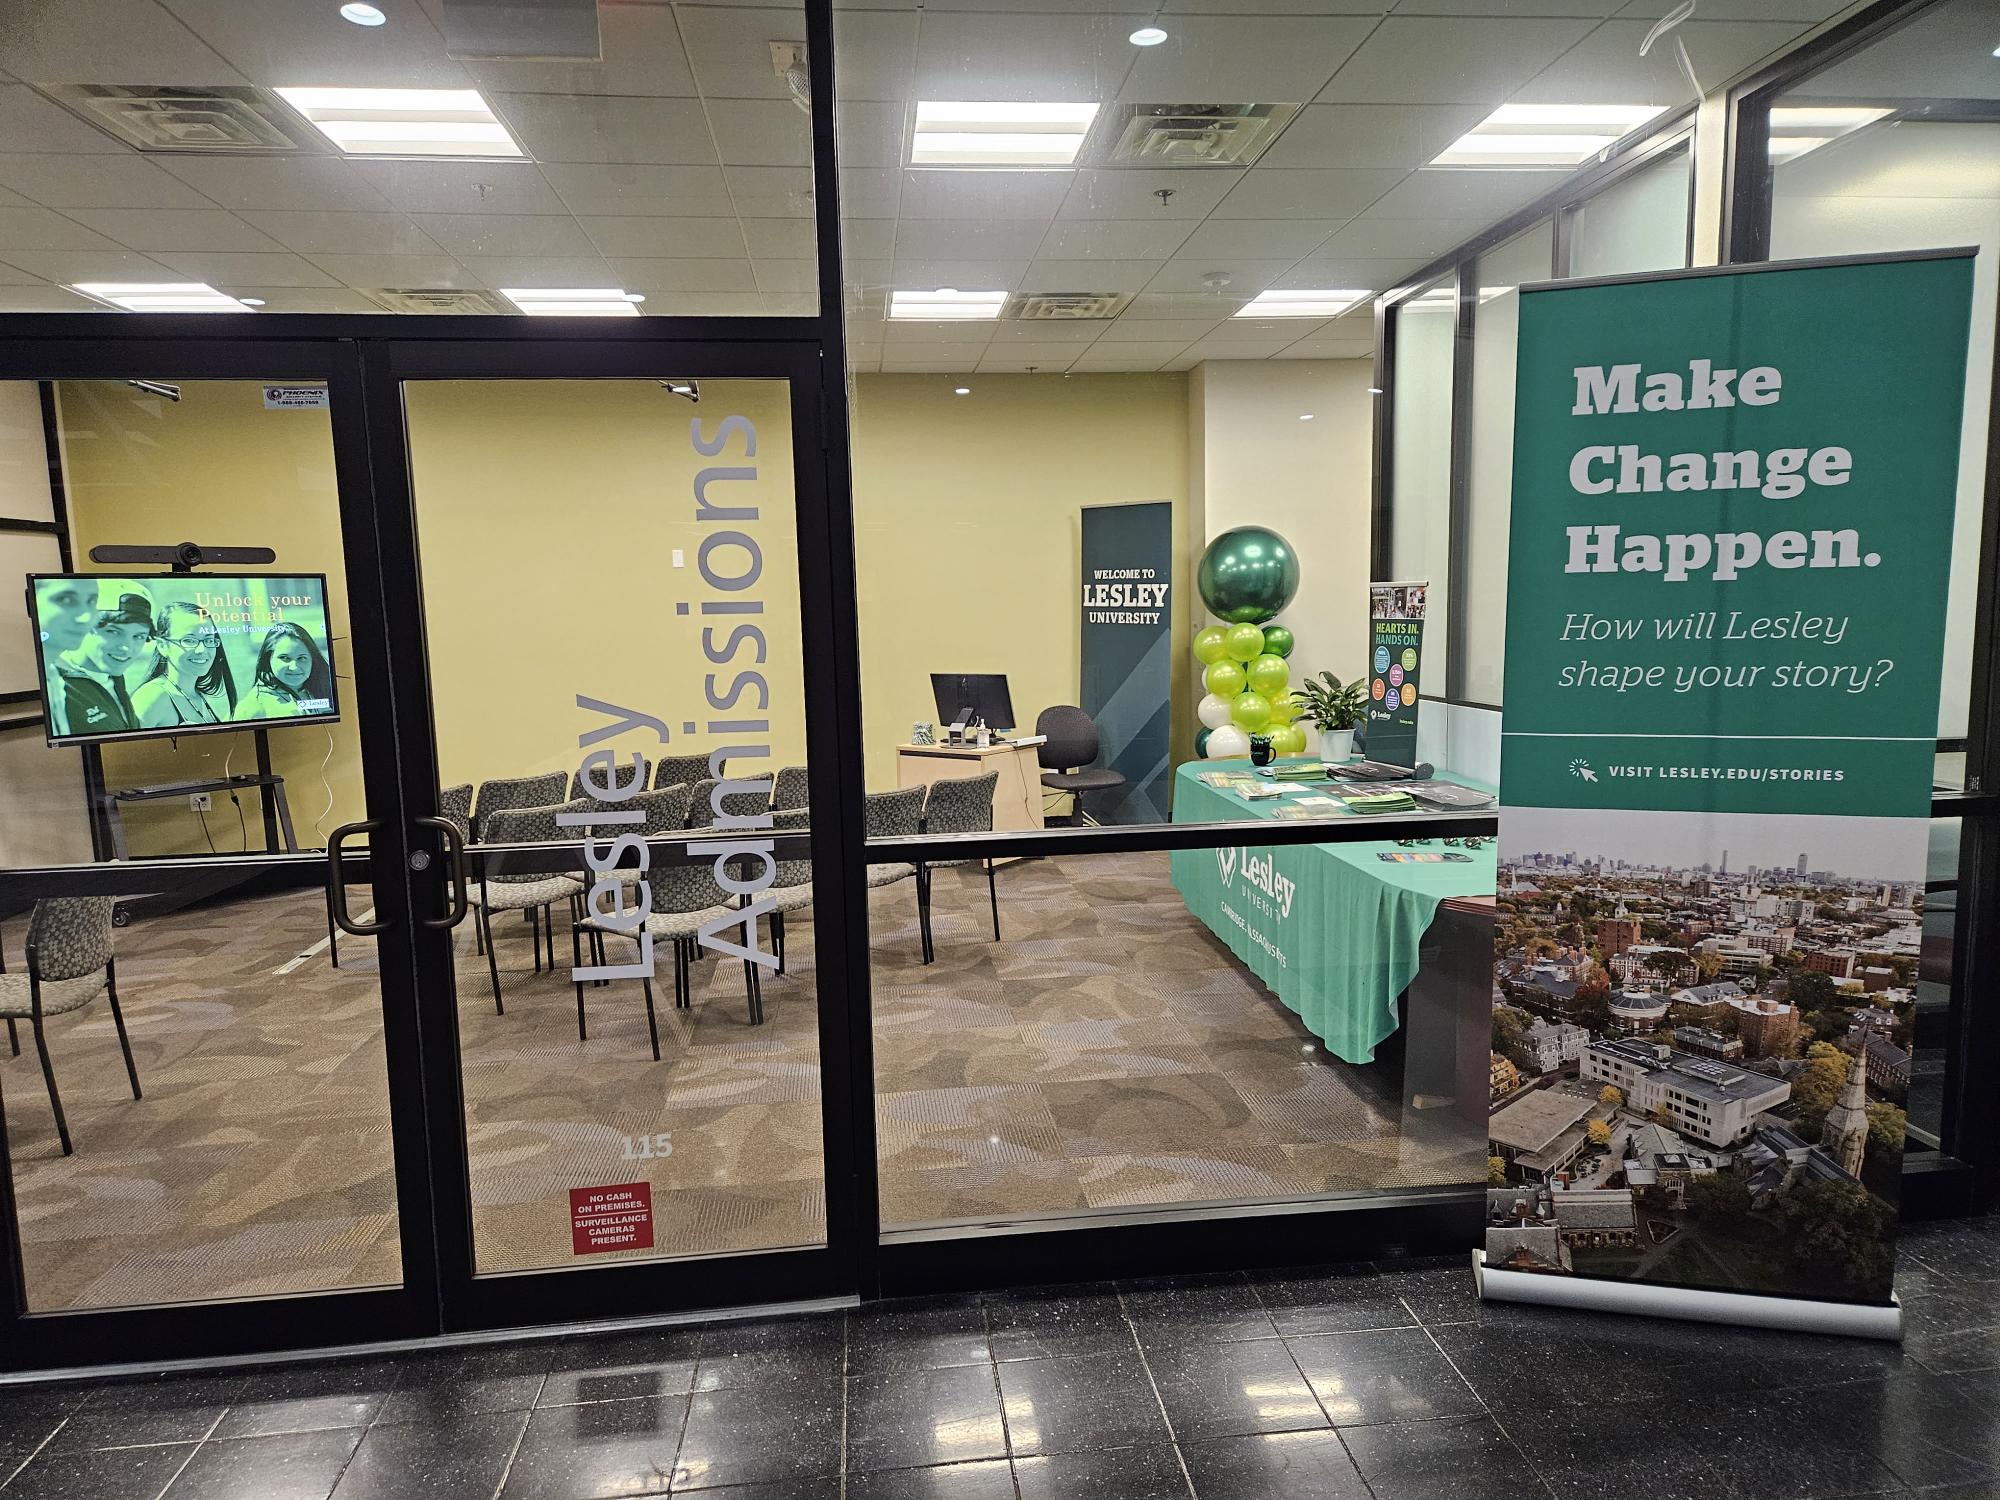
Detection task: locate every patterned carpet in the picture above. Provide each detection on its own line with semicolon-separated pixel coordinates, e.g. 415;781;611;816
0;852;1480;1312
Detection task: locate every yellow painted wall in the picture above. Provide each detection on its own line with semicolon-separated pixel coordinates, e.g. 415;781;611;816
848;373;1193;792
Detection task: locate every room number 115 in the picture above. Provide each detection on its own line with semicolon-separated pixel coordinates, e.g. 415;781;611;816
621;1133;674;1159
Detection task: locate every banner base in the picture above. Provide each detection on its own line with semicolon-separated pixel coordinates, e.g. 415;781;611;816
1472;1252;1902;1342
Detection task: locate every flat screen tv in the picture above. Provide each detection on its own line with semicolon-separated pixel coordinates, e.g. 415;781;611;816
27;573;340;746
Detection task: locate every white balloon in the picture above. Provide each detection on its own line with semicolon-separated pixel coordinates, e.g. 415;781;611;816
1205;724;1251;760
1197;692;1233;730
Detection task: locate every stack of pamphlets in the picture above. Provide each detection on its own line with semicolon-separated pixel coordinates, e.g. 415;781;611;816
1330;784;1421;815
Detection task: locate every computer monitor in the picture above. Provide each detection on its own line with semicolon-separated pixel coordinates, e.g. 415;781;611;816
930;672;1015;733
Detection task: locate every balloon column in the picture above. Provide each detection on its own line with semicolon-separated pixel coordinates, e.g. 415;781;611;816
1191;526;1307;761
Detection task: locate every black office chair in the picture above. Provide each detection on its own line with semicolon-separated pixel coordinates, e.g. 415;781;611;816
1036;705;1125;826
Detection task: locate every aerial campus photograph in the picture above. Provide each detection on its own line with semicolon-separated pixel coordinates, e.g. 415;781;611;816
1485;807;1925;1303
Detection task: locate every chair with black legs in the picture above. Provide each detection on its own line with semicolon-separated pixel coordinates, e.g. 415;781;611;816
918;771;1002;955
652;754;710;793
0;896;140;1157
770;765;810;811
468;771;567;960
1035;705;1126;826
569;783;693;1054
863;786;927;960
467;800;585;1016
759;808;813;973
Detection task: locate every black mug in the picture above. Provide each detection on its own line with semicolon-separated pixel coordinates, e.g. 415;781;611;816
1249;734;1274;767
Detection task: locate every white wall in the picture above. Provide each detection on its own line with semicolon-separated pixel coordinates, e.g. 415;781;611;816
1192;359;1377;700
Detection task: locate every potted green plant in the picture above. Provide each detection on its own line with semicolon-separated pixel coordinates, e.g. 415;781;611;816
1292;671;1369;763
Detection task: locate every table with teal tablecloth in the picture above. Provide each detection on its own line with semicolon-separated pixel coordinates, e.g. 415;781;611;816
1169;760;1495;1064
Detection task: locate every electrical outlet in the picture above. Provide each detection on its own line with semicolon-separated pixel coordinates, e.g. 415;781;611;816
189;792;212;812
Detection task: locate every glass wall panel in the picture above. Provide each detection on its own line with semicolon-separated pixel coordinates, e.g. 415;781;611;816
1566;148;1691;281
1389;278;1458;699
1459;223;1552;708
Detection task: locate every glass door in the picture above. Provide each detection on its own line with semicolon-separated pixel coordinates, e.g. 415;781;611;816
372;338;860;1327
0;341;436;1367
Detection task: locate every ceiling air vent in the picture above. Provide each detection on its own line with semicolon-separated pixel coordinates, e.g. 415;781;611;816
1099;103;1299;168
37;84;308;153
1006;292;1133;321
367;288;505;315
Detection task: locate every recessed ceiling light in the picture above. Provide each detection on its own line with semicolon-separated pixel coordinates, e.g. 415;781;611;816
1432;102;1668;167
890;288;1006;321
954;386;971;395
499;287;645;316
912;101;1100;167
1767;105;1891;162
239;298;266;306
1235;289;1370;319
274;86;522;158
1129;26;1168;46
1298;413;1314;421
71;282;256;312
340;2;386;24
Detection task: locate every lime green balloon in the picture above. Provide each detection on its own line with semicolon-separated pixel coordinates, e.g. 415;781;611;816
1269;723;1307;756
1246;653;1289;699
1231;691;1272;732
1197;525;1300;625
1192;625;1229;666
1262;625;1295;659
1269;691;1301;726
1223;622;1265;663
1203;659;1245;698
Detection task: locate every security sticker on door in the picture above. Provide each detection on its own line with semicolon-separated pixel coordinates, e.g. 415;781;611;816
569;1182;654;1255
263;384;330;410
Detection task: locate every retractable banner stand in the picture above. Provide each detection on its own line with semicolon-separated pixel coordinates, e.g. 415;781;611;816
1482;250;1974;1339
1080;501;1174;821
1367;581;1427;766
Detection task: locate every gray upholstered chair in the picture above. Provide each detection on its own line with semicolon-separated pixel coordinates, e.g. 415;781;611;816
469;799;586;1015
652;754;710;792
685;774;774;829
1035;705;1125;825
771;765;810;811
760;808;814;973
471;771;568;841
864;786;926;960
439;782;475;841
921;770;1001;951
569;783;694;1050
0;896;139;1156
570;755;651;803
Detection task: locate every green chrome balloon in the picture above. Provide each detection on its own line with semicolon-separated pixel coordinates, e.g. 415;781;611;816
1268;691;1301;726
1246;653;1289;699
1231;691;1272;732
1223;622;1265;663
1203;659;1245;698
1194;727;1211;758
1196;526;1300;625
1192;625;1228;665
1269;723;1307;756
1261;624;1295;659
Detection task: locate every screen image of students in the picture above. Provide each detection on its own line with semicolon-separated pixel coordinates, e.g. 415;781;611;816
234;621;332;720
34;580;96;737
131;602;237;729
52;586;152;736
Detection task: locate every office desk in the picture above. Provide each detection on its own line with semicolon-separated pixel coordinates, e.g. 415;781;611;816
895;741;1046;831
1169;759;1493;1065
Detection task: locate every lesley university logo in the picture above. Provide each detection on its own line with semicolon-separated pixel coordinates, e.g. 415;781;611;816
1214;846;1296;918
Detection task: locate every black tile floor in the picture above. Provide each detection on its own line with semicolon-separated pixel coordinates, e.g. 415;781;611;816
3;1214;1997;1499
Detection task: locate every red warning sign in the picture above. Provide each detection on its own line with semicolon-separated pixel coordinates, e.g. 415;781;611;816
569;1182;654;1256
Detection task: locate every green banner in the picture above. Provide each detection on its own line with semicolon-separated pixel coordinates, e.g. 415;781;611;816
1489;251;1973;1315
1366;581;1426;766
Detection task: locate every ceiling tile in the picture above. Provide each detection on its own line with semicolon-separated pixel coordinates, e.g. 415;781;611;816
152;249;339;287
491;94;719;167
1017;258;1161;293
841;168;902;218
0;207;121;253
0;153;213;210
889;258;1028;291
1096;317;1220;342
0;85;122;152
647;291;794;315
1614;0;1845;16
1211;167;1406;219
159;0;469;87
839;219;895;260
742;217;816;258
897;170;1072;222
827;9;920;102
237;210;441;256
706;99;814;169
833;102;904;170
1314;216;1488;258
0;0;246;85
989;320;1104;344
1114;16;1376;100
230;286;385;313
753;259;816;292
894;218;1047;261
157;156;391;213
882;322;996;346
724;166;815;218
1275;254;1427;290
1363;166;1570;218
1512;19;1807;105
1123;291;1251;318
977;352;1080;372
1394;0;1617;13
457;254;617;288
881;359;989;373
1161;0;1391;11
305;252;481;289
0;285;105;311
354;160;567;215
1056;169;1240;221
605;257;760;293
1183;336;1295;357
1146;258;1297;294
66;207;282;253
459;3;698;98
580;215;747;259
411;213;598;259
911;11;1152;102
1070;346;1184;370
678;6;811;100
1257;103;1493;169
1174;218;1341;259
1274;337;1376;357
1317;17;1596;103
542;163;736;218
0;248;175;283
1037;219;1193;259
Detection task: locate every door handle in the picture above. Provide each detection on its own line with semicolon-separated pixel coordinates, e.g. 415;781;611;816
326;820;390;936
415;815;470;930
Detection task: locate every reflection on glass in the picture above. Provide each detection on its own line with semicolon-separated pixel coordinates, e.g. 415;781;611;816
1390;278;1457;695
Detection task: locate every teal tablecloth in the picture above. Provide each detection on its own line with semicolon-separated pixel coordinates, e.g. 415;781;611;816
1169;759;1495;1064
